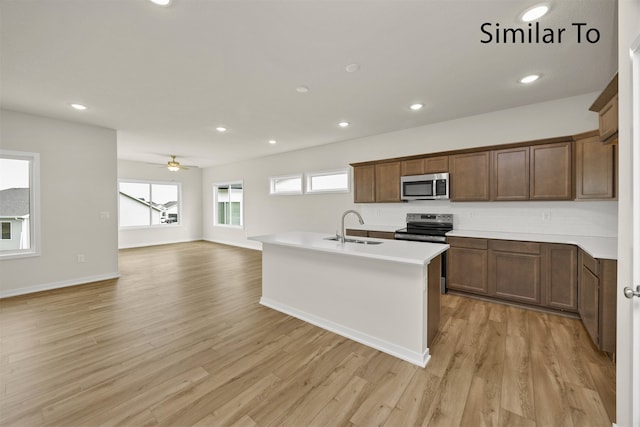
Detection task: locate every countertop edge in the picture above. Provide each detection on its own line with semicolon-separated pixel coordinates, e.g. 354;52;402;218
446;230;617;260
250;232;448;266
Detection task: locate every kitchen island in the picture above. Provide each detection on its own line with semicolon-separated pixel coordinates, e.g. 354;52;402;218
250;231;448;367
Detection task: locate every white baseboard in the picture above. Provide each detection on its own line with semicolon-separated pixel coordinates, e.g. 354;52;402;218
203;238;262;251
260;297;430;367
0;272;120;299
118;237;201;249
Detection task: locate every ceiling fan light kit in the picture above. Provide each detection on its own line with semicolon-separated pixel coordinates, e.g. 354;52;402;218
166;155;187;171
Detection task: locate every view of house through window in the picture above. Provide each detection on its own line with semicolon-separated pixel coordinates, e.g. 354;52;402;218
1;222;11;240
119;181;180;227
214;182;243;227
0;151;38;257
270;175;303;195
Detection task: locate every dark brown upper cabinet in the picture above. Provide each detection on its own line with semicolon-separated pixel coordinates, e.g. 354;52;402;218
574;131;615;200
491;147;530;201
401;158;425;176
529;141;573;200
352;130;616;203
450;152;491;201
352;161;406;203
424;156;449;174
353;165;375;203
374;161;401;202
401;156;449;176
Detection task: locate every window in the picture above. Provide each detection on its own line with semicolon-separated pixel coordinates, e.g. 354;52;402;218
214;182;243;227
0;150;40;259
270;174;303;195
119;181;181;227
305;169;350;194
1;222;11;240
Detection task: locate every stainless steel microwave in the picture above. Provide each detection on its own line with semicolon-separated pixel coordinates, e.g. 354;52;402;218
400;173;449;201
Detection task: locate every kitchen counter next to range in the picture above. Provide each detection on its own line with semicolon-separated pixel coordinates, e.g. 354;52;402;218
446;230;617;260
345;224;402;233
250;231;447;367
252;231;448;265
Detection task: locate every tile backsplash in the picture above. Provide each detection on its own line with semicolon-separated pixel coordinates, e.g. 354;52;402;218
360;200;618;237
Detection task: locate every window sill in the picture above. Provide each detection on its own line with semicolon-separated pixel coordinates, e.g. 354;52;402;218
0;250;40;261
213;224;244;229
119;223;183;230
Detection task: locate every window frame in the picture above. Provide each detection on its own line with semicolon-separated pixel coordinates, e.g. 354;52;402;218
305;168;351;194
118;179;182;229
269;173;303;195
213;181;244;229
1;221;12;240
0;149;41;260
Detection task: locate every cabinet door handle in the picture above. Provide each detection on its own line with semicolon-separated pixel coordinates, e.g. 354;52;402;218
623;285;640;299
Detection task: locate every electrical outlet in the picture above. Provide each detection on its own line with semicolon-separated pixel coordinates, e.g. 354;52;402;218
542;211;551;221
99;211;110;220
77;254;85;263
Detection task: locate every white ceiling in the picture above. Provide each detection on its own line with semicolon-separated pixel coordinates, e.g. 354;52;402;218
1;0;617;168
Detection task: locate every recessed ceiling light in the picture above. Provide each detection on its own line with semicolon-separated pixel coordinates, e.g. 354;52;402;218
296;86;309;93
149;0;172;6
520;4;549;22
216;126;227;132
338;121;350;128
519;74;541;84
268;139;277;145
71;103;87;110
409;103;424;111
345;63;360;73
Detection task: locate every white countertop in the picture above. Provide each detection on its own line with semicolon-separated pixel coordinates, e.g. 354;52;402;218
446;230;617;260
250;231;448;266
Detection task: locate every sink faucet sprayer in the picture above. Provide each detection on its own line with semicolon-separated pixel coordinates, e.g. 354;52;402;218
340;210;364;243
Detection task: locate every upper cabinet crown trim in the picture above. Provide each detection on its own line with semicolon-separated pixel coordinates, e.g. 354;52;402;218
350;135;573;168
589;74;618;112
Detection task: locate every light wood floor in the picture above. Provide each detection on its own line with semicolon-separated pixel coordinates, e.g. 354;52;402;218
1;241;615;426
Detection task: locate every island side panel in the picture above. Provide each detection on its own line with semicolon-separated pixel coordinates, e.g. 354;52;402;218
260;242;429;366
427;254;442;346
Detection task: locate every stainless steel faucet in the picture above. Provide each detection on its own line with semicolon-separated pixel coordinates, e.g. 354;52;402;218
340;210;364;243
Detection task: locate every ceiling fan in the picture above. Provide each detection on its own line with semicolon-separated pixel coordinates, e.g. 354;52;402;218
166;155;189;172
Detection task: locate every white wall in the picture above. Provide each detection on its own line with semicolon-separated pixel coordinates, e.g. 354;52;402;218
203;92;617;249
361;200;617;238
118;159;202;248
615;1;639;425
0;109;119;298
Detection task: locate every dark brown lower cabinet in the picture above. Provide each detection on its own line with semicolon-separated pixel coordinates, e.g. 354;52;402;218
448;237;578;313
448;237;616;353
446;237;489;295
488;240;541;305
579;256;600;344
345;229;368;238
427;254;442;346
368;231;396;240
578;249;617;353
542;244;578;311
345;229;395;239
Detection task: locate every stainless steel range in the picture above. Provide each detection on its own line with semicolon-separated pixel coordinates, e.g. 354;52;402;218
394;213;453;243
395;213;453;292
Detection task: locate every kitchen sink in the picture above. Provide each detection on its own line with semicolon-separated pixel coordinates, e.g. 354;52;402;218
324;236;383;245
